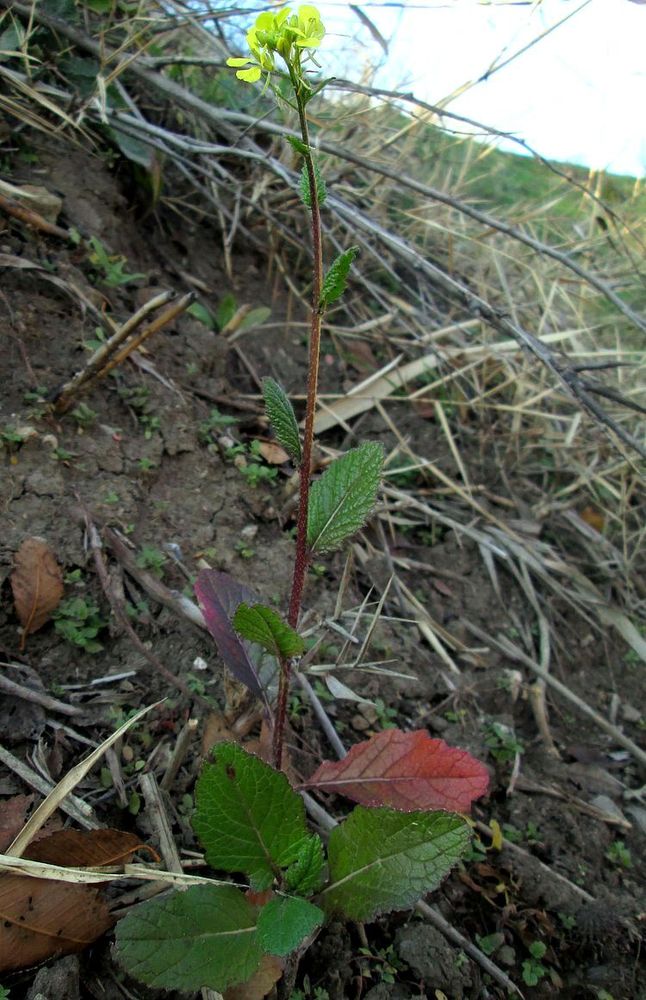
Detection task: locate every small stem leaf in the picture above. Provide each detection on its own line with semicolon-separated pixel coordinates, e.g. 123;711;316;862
284;833;326;895
305;729;490;812
262;377;302;465
233;603;305;659
286;135;309;156
116;884;262;992
300;158;327;208
320;246;360;310
320;806;471;922
307;442;384;554
193;742;311;890
257;896;324;956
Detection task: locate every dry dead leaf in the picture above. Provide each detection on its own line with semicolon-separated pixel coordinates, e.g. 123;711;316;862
11;537;64;649
0;795;33;852
580;505;605;533
223;954;284;1000
0;874;113;972
257;441;289;465
0;829;153;973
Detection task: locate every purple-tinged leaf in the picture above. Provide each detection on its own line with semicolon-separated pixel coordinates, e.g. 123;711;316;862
195;570;274;711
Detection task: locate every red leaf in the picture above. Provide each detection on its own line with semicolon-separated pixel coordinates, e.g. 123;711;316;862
305;729;489;812
195;570;273;711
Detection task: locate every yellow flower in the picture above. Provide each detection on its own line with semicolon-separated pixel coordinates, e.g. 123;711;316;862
226;5;325;84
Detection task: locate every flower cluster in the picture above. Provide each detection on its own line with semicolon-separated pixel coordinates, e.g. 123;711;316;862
227;5;325;84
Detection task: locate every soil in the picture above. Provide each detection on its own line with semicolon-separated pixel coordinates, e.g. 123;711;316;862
1;137;644;1000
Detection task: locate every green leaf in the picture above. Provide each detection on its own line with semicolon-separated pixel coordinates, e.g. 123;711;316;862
262;377;302;465
287;136;310;156
284;834;326;895
320;806;471;922
108;126;153;169
300;159;327;208
307;442;384;554
193;742;311;889
188;301;216;329
116;884;262;992
215;293;237;330
233;603;305;659
257;896;324;956
320;247;360;310
238;306;271;332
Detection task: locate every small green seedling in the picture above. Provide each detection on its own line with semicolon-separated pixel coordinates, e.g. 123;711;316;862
483;720;524;763
521;940;548;987
605;839;632;869
71;402;98;428
88;235;145;287
135;546;167;578
198;407;237;444
52;596;107;653
116;8;489;996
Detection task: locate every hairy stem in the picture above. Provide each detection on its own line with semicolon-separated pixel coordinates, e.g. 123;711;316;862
274;69;325;767
288;75;324;631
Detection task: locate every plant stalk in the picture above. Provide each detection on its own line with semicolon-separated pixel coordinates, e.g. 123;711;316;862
274;69;325;768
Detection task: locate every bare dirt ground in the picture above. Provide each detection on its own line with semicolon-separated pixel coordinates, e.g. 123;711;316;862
1;137;644;1000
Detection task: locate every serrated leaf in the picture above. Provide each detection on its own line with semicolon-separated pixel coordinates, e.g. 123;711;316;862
257;896;324;956
284;834;326;895
305;730;489;812
233;603;305;660
116;884;262;992
300;159;327;208
307;442;384;554
262;377;301;464
320;807;470;922
195;571;276;709
286;135;310;156
320;247;360;309
193;743;311;890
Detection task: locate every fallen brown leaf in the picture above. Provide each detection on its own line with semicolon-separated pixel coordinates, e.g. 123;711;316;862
0;875;113;973
0;794;33;852
223;955;284;1000
257;441;289;465
11;537;64;649
0;828;153;973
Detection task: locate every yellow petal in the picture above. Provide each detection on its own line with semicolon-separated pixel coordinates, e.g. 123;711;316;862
237;66;262;83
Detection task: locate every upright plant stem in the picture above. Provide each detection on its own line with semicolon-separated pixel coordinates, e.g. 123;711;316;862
288;75;324;631
274;71;324;768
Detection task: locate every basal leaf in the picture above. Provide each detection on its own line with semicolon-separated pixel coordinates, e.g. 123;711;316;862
305;729;489;812
193;742;311;890
233;603;305;660
195;570;275;710
284;833;326;895
320;246;360;310
307;442;384;554
262;377;301;465
320;806;471;922
257;896;324;956
116;884;262;992
300;159;327;208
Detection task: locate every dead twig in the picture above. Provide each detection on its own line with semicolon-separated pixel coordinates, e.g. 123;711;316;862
463;620;646;771
0;666;82;717
52;291;192;413
83;510;207;707
0;190;71;240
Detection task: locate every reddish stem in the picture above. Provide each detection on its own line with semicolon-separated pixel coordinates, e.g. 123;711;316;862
274;70;325;768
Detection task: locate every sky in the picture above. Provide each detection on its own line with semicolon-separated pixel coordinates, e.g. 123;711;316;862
294;0;646;178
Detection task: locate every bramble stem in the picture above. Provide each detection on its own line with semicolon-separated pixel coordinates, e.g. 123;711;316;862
274;68;325;768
